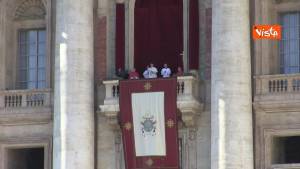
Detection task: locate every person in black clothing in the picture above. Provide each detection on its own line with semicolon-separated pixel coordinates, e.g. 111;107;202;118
116;68;128;79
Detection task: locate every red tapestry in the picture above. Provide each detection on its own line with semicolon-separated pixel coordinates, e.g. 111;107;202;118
119;78;179;169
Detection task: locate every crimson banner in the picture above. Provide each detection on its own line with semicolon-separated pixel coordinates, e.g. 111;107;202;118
119;78;179;169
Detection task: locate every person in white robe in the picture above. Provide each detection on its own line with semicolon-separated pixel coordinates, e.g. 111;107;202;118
147;63;158;78
143;66;150;78
161;63;171;78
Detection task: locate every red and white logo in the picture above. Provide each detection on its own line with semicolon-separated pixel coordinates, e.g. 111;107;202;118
253;25;281;40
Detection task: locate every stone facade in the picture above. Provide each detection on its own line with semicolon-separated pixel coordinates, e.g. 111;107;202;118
0;0;300;169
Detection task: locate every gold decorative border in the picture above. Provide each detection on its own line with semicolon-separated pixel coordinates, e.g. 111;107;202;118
123;122;132;131
144;82;152;91
166;119;175;128
145;158;154;166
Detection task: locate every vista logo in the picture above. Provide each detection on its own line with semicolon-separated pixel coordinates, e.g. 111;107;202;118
253;25;281;40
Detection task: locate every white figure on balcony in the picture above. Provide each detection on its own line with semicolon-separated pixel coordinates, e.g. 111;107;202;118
143;63;158;79
161;63;171;78
143;65;150;78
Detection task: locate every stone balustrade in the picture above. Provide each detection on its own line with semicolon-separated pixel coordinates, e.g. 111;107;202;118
271;164;300;169
255;74;300;95
253;73;300;112
0;89;52;108
0;88;52;125
99;76;202;127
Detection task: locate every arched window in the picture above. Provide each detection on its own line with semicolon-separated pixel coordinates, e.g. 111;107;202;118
11;0;49;89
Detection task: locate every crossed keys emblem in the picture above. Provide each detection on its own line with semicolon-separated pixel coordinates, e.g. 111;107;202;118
141;114;156;136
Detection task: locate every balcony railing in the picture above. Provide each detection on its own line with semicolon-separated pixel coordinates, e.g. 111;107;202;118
0;89;52;108
0;88;52;125
101;76;198;105
99;76;202;127
271;164;300;169
253;73;300;112
255;74;300;95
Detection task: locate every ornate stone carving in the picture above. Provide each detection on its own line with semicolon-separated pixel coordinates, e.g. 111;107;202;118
14;0;46;20
188;128;197;141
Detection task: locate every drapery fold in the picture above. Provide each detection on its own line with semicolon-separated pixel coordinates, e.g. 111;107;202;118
189;0;199;69
116;4;125;70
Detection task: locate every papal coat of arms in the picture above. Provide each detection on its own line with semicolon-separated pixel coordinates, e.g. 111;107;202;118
141;114;156;136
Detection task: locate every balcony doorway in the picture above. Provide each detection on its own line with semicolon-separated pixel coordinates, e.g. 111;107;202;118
272;136;300;164
6;147;44;169
134;0;183;73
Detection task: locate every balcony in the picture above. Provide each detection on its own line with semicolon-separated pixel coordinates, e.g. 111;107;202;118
0;89;52;125
254;73;300;112
98;76;203;127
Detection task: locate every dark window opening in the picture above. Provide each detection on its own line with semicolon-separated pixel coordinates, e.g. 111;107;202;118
7;147;44;169
272;136;300;164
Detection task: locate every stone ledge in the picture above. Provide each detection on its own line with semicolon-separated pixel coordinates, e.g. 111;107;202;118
0;107;52;126
253;100;300;113
177;100;203;127
98;76;203;128
271;163;300;169
98;100;202;128
98;104;119;126
254;93;300;102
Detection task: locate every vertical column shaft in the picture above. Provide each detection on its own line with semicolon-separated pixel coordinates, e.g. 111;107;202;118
183;0;189;72
53;0;94;169
0;5;5;90
211;0;254;169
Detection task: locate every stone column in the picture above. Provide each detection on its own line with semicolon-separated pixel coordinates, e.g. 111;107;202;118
183;0;189;72
107;0;116;78
53;0;94;169
211;0;253;169
0;4;5;90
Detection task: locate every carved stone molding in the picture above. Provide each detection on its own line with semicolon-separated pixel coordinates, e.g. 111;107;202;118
98;101;120;128
0;136;52;169
188;128;197;141
0;109;52;126
253;100;300;113
98;101;203;128
14;0;46;20
177;99;203;127
256;126;300;169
